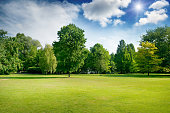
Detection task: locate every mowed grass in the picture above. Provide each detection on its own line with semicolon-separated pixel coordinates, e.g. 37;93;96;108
0;74;170;113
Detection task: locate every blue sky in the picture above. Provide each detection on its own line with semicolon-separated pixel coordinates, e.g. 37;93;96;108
0;0;170;53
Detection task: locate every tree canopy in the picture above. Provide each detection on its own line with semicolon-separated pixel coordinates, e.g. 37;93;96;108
141;26;170;71
39;44;57;74
0;30;21;74
15;33;42;70
88;43;110;73
53;24;87;77
136;42;162;76
115;40;135;73
0;25;168;75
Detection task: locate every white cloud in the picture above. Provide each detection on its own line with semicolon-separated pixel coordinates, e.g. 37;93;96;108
0;0;80;46
135;9;168;26
82;0;131;27
113;19;125;26
149;0;169;9
135;0;169;26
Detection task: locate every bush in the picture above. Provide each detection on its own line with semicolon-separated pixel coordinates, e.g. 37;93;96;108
27;67;41;74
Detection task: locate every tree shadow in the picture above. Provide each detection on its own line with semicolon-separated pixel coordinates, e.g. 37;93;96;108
100;74;170;78
0;77;68;79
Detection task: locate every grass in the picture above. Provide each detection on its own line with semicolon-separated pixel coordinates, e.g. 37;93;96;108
0;73;170;113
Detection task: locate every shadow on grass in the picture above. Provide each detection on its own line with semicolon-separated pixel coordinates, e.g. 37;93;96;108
101;74;170;78
0;77;68;79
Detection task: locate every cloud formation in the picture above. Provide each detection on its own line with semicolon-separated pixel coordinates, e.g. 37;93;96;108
149;0;169;9
135;0;169;26
135;9;168;26
113;19;125;26
0;0;80;46
82;0;131;27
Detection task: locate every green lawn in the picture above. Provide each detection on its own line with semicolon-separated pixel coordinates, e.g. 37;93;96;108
0;74;170;113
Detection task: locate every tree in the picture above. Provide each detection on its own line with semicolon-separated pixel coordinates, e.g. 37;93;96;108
127;43;137;73
115;40;129;73
136;42;162;76
0;31;42;74
141;26;170;71
15;33;42;70
0;32;9;74
0;30;22;74
39;44;57;74
88;43;110;73
109;53;116;73
53;24;86;77
76;48;90;74
115;40;137;73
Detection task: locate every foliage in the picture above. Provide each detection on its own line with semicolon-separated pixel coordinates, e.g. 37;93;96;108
0;30;22;74
53;24;86;77
1;25;169;75
127;43;137;73
76;48;90;73
88;43;110;73
15;33;42;70
0;30;42;74
115;40;126;73
136;42;162;76
115;40;136;73
109;53;116;73
141;26;170;70
39;44;57;74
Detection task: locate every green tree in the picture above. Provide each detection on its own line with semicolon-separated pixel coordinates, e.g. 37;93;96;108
76;48;90;74
15;33;42;70
127;43;137;73
39;44;57;74
115;40;137;73
115;40;129;73
136;42;162;76
141;26;170;71
89;43;110;73
109;53;116;73
0;30;21;74
53;24;86;77
0;31;9;74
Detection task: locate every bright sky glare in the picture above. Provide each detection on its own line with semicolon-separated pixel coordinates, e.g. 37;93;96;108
135;3;143;11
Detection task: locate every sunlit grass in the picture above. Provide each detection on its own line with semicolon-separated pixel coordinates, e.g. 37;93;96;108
0;74;170;113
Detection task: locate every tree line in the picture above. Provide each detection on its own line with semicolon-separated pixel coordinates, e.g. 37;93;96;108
0;24;169;76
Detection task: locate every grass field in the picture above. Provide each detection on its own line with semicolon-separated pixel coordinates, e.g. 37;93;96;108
0;74;170;113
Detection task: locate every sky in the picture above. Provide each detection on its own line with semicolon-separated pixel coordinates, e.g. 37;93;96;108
0;0;170;53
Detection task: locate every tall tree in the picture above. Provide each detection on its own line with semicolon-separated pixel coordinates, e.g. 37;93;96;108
53;24;86;77
127;43;137;73
136;42;162;76
39;44;57;74
141;26;170;71
115;40;137;73
115;40;129;73
15;33;42;70
88;43;110;73
0;30;9;74
0;30;21;74
109;53;116;73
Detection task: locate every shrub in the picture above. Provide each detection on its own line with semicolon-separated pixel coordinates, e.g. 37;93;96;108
27;67;41;74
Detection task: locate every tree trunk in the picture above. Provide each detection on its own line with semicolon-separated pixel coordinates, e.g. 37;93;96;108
68;72;70;77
